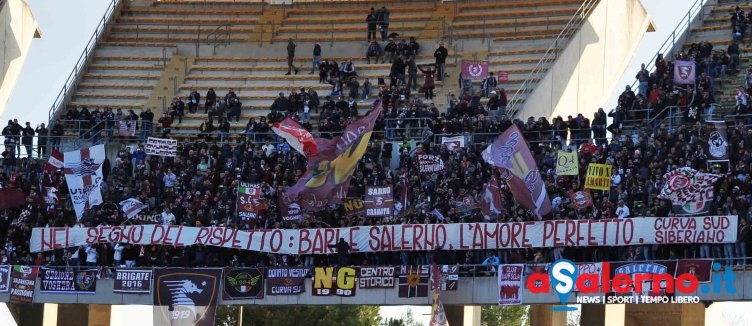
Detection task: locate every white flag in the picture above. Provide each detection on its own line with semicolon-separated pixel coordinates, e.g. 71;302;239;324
63;145;105;220
119;198;148;219
441;135;465;151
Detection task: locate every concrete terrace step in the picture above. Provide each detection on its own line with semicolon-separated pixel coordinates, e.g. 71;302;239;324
72;93;149;100
454;8;577;21
107;35;249;43
82;73;161;80
99;41;177;47
87;64;165;71
453;24;568;38
451;16;572;29
78;83;154;90
275;22;426;34
284;4;435;16
283;13;433;25
122;7;263;16
116;16;259;25
111;25;255;34
455;0;582;12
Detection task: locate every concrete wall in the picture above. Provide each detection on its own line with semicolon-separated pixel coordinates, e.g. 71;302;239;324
521;0;652;120
0;0;39;119
0;270;749;306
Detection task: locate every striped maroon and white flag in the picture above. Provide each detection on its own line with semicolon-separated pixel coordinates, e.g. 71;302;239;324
63;145;105;219
117;120;136;137
44;149;64;172
119;198;148;219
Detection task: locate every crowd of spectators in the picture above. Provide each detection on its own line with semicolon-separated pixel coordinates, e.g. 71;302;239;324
3;5;752;271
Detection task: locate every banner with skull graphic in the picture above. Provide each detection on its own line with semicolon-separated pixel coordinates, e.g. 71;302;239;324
706;121;729;161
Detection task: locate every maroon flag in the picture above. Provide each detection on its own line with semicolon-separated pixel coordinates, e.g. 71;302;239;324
44;149;64;172
278;193;302;222
479;175;503;217
461;60;489;80
286;101;383;210
482;125;551;218
0;188;26;209
568;189;593;210
675;259;713;283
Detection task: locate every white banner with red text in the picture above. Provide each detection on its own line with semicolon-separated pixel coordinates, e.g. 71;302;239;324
30;216;737;254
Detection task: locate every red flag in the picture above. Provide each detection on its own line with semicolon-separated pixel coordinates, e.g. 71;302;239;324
44;149;64;172
482;125;551;218
568;189;593;210
0;188;26;209
286;101;383;211
272;118;318;157
480;175;503;217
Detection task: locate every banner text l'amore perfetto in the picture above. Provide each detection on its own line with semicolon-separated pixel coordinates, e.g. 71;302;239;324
30;216;737;254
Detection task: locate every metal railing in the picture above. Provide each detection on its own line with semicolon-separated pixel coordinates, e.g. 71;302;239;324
628;0;707;91
47;0;122;127
505;0;600;118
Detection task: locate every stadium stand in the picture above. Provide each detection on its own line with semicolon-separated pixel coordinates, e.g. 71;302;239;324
5;0;752;271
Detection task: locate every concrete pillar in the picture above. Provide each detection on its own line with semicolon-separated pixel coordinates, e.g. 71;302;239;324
56;304;89;326
529;305;567;326
444;305;465;326
6;303;44;326
463;306;481;326
624;303;704;326
87;305;112;326
580;304;625;326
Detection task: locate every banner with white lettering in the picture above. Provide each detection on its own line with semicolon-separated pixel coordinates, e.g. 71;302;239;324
498;264;523;305
358;266;397;289
417;154;446;174
30;216;738;254
0;265;10;292
118;120;137;137
145;137;177;157
113;269;152;293
265;267;310;296
9;266;37;303
364;186;393;217
39;267;97;294
237;182;263;220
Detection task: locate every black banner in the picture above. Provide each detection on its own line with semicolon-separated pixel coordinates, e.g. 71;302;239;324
39;267;97;294
113;269;152;294
265;267;310;296
223;267;264;300
0;265;10;292
358;266;397;289
312;267;357;297
153;268;221;326
398;265;429;298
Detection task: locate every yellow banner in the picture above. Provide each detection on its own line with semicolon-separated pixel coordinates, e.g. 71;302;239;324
584;163;612;190
556;150;579;175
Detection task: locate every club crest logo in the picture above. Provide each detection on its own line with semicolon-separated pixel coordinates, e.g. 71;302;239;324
155;270;220;326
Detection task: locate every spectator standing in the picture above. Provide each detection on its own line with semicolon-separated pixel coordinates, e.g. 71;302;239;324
433;42;448;81
21;122;34;158
329;238;350;267
635;63;649;97
377;6;390;41
139;108;154;140
85;245;98;267
51;122;63;149
418;64;436;100
366;8;378;42
407;56;418;91
286;38;299;75
728;41;740;72
158;113;172;138
35;123;48;156
310;41;322;75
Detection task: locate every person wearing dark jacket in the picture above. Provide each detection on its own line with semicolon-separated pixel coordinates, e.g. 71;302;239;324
366;8;378;42
205;88;217;113
607;106;625;135
51;122;64;149
35;123;48;156
140;108;155;140
270;93;290;112
286;38;299;75
433;42;449;81
310;41;322;75
329;238;350;267
21;122;35;158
